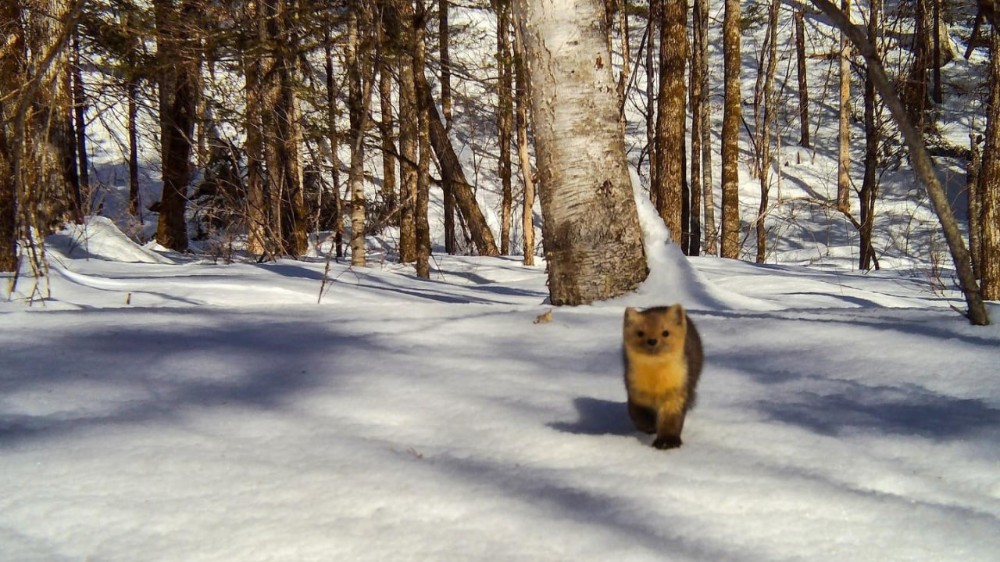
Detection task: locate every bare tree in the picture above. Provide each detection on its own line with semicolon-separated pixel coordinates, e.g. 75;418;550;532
512;0;647;305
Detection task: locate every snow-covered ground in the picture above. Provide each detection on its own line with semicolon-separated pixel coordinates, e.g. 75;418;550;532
2;215;998;562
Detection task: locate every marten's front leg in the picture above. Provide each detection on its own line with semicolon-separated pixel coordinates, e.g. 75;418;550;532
627;399;657;434
653;395;686;449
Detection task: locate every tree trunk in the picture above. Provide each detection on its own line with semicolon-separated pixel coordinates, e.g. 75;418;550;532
969;132;981;280
512;0;647;305
397;0;418;263
440;0;457;252
71;32;89;204
514;24;536;265
377;14;397;229
244;0;268;257
696;0;715;256
836;0;851;215
754;0;780;264
654;0;688;248
347;0;369;266
422;79;501;257
439;0;453;130
979;28;1000;300
127;76;142;223
325;30;345;258
720;0;741;259
645;0;657;192
414;0;431;279
688;0;703;258
904;0;930;132
0;0;23;272
496;0;514;255
810;0;989;325
795;6;811;148
859;0;882;271
154;0;200;252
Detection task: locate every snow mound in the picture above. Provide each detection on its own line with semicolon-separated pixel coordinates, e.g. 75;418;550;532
625;169;776;312
47;217;174;265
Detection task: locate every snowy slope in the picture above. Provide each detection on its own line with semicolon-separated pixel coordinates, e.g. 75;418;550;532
2;221;999;562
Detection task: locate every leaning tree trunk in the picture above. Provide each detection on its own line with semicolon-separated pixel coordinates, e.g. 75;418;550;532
421;79;501;257
811;0;989;325
512;0;647;305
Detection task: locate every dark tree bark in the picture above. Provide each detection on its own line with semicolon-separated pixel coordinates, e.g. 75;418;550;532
795;6;811;148
154;0;200;252
653;0;687;248
0;0;24;272
414;0;431;279
496;0;514;255
720;0;741;258
397;0;418;263
696;0;715;255
979;28;1000;300
325;30;345;258
859;0;882;271
836;0;851;215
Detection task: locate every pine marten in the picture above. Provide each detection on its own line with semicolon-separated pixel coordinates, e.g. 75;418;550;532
622;304;704;449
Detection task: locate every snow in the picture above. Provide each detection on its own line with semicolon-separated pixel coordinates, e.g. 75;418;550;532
2;219;999;561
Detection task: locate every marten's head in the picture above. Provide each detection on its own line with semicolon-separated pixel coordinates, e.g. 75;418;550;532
623;304;687;356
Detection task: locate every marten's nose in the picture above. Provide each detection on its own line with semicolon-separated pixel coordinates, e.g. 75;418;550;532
646;338;658;347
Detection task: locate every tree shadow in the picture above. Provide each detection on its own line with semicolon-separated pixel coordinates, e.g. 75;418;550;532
759;381;1000;440
0;309;376;448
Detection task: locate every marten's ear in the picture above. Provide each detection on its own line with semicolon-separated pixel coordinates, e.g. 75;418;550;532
668;304;686;324
624;307;641;324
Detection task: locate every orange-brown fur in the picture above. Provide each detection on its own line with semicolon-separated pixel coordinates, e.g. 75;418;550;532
622;304;704;449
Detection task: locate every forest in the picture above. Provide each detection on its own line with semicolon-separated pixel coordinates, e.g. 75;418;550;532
1;0;998;320
3;2;1000;559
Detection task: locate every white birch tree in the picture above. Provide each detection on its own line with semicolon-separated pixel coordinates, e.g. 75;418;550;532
511;0;646;305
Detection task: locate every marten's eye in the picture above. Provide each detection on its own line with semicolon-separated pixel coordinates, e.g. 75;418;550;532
661;330;670;337
636;330;645;338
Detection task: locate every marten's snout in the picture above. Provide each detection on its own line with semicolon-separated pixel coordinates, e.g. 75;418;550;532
645;338;658;348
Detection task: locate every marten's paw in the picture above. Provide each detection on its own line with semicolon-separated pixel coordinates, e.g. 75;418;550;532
652;436;682;449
